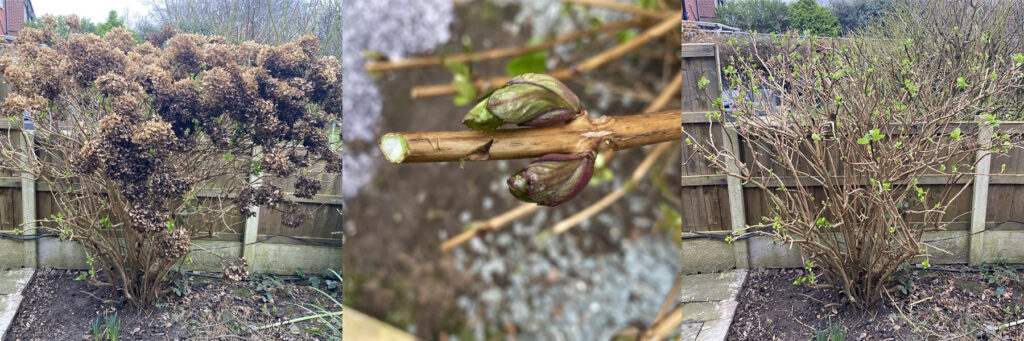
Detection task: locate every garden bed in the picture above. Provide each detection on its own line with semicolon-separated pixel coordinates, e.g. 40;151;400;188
4;268;340;340
728;266;1024;340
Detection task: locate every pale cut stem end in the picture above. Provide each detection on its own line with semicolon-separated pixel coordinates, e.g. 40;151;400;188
379;133;410;164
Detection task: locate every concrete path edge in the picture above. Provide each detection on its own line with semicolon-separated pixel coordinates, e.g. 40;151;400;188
0;268;36;340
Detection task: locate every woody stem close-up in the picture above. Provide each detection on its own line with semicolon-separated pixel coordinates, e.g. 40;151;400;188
378;110;681;164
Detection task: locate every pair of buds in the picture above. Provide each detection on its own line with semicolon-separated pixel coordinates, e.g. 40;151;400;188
462;73;595;207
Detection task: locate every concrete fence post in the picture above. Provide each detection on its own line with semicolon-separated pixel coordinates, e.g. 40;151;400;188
20;130;36;268
969;116;993;266
242;146;262;270
724;126;749;268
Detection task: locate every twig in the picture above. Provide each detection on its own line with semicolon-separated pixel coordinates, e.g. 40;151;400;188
440;203;541;253
884;288;931;338
987;318;1024;335
652;272;683;324
557;0;676;19
379;110;680;163
409;12;680;98
639;304;683;340
365;19;638;72
255;311;342;330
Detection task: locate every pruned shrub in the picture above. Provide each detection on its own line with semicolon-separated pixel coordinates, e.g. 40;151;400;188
687;0;1024;309
0;22;340;307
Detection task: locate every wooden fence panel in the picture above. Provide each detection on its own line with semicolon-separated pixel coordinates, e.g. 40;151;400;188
680;186;729;232
682;43;731;233
0;188;21;230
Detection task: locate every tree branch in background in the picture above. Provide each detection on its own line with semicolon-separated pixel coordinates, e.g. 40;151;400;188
141;0;341;56
557;0;676;19
409;12;681;98
365;19;639;72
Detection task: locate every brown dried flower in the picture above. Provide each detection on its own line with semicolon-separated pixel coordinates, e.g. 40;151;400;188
64;14;82;32
294;175;320;199
154;227;191;259
222;258;249;281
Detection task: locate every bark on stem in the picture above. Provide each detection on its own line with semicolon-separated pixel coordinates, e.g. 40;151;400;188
379;110;681;164
365;19;638;72
410;12;681;98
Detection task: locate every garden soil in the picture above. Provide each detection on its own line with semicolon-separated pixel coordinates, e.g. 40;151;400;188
4;268;340;340
730;267;1024;340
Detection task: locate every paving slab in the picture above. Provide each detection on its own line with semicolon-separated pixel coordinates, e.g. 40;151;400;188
0;269;34;295
681;302;724;322
681;322;703;341
680;269;748;341
698;301;738;340
0;268;35;340
681;269;747;302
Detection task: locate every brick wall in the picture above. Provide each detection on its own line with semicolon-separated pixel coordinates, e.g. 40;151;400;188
7;0;26;35
683;0;716;22
697;0;716;20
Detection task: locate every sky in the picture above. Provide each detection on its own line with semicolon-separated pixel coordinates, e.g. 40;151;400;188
30;0;154;26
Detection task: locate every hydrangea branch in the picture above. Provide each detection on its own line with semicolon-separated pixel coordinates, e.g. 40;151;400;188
379;109;680;164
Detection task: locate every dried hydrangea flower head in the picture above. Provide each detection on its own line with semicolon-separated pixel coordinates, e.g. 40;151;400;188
0;24;341;307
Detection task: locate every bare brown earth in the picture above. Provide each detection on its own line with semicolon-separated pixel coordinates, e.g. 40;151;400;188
730;266;1024;340
5;268;340;340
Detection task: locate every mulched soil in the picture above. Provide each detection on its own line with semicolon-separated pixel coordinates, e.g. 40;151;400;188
4;268;341;340
729;266;1024;340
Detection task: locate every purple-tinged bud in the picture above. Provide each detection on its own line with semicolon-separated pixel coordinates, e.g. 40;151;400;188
462;73;582;130
507;153;595;206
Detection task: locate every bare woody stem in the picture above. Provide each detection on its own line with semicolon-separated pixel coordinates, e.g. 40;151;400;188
440;203;541;253
365;19;638;72
410;12;681;98
379;110;681;164
551;70;682;234
641;304;683;340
